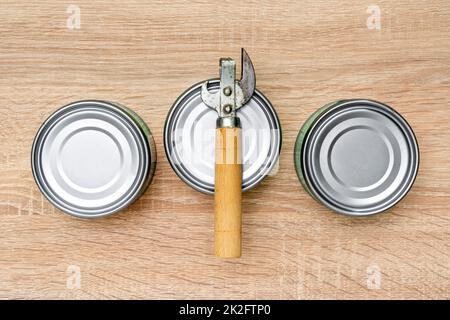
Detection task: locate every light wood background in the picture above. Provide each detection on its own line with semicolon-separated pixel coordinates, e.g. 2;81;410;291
0;0;449;300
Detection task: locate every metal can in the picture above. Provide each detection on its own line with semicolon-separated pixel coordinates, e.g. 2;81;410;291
294;99;419;216
164;80;282;194
31;100;156;218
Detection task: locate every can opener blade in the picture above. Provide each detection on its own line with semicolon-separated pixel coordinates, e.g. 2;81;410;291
201;48;256;118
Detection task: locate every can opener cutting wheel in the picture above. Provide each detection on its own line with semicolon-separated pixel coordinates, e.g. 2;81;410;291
201;48;256;258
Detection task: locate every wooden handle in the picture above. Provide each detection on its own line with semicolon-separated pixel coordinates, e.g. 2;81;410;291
215;126;242;258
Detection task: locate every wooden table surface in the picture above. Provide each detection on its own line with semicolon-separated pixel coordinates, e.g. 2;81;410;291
0;0;449;300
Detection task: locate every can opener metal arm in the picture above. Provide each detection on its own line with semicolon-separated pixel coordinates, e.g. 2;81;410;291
201;48;256;258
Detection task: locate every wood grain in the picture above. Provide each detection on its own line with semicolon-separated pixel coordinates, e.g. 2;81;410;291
215;127;242;258
0;0;449;299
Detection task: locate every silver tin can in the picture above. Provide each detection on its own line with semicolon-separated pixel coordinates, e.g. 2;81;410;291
32;100;156;218
294;99;419;216
164;80;282;194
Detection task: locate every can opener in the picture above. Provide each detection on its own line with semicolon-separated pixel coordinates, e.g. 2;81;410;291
201;48;256;258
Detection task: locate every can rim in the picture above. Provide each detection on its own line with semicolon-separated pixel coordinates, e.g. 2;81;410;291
297;99;419;216
31;100;153;219
164;79;282;195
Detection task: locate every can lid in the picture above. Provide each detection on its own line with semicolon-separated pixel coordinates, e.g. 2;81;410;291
165;80;281;194
303;100;419;215
32;100;150;218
